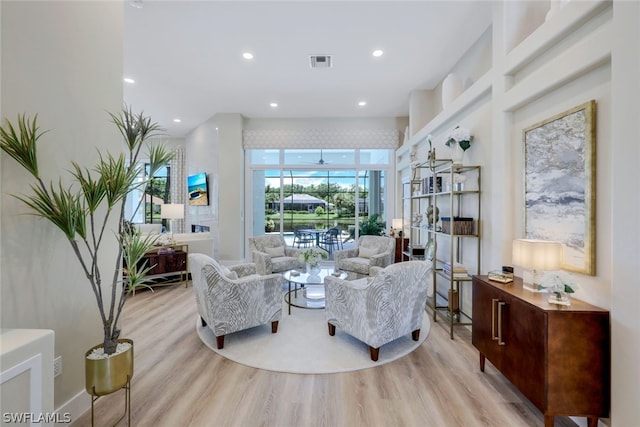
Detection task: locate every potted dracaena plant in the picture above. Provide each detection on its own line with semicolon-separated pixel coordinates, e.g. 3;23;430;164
0;106;173;397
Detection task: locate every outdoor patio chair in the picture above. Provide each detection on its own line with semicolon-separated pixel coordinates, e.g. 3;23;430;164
319;226;342;253
293;227;315;248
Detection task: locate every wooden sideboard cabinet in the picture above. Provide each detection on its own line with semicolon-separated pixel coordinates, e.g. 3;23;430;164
394;237;409;263
472;275;610;427
125;243;189;294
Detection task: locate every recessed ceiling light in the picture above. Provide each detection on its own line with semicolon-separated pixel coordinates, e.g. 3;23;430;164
173;118;181;123
358;101;367;107
270;102;278;108
243;52;254;60
123;77;135;84
372;49;384;57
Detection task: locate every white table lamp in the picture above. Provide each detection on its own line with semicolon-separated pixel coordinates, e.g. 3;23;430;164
161;203;184;239
392;218;404;237
512;239;563;292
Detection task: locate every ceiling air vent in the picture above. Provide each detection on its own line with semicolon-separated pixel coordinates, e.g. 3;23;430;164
309;55;332;68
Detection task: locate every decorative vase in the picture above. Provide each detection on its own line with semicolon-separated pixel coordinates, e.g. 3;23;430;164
85;338;134;396
306;263;321;282
449;141;465;166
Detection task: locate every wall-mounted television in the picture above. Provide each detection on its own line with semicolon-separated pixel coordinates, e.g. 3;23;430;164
187;172;209;206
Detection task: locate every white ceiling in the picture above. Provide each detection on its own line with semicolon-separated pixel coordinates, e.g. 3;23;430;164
124;1;493;137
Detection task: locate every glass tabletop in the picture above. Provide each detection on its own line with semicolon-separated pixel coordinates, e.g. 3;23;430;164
283;266;346;286
283;266;347;311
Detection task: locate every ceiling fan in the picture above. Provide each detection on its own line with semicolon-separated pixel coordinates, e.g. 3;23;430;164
317;149;327;165
301;149;330;165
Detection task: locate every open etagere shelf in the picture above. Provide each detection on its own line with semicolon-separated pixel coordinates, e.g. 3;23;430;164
403;157;481;339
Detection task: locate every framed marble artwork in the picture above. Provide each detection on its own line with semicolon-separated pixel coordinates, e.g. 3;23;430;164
523;100;596;275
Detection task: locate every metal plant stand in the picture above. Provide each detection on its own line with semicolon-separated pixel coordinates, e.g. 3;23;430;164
90;375;131;427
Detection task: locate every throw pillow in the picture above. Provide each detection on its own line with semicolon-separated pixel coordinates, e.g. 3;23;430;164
264;246;286;257
349;277;371;290
358;246;379;259
219;264;238;280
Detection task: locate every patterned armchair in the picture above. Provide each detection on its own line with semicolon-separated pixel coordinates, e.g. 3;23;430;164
324;260;430;361
248;234;305;275
334;235;396;278
188;253;283;349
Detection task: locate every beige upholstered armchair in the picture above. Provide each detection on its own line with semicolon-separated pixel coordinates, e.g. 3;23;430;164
334;235;395;277
188;253;283;349
248;234;305;275
324;260;430;361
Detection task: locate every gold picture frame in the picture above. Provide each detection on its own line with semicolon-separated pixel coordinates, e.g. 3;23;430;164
523;100;596;275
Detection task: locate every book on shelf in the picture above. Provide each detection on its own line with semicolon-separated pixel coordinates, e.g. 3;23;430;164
443;261;467;273
442;269;469;279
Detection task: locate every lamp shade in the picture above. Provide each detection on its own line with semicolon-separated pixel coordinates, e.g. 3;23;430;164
392;218;404;230
161;203;184;220
512;239;563;271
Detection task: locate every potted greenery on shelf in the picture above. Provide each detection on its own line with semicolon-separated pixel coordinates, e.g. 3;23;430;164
0;106;173;396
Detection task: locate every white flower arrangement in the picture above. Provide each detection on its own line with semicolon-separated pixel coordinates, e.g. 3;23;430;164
299;247;328;267
445;125;474;151
537;271;577;293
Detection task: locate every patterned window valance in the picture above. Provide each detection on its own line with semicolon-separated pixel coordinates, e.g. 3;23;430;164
243;129;399;149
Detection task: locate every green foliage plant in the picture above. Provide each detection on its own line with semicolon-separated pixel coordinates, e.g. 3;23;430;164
0;106;173;355
358;213;386;236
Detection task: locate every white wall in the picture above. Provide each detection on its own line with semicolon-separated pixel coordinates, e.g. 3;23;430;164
398;1;638;423
185;116;220;257
148;136;185;153
610;1;640;425
216;114;245;261
1;0;123;415
185;113;245;261
512;63;612;308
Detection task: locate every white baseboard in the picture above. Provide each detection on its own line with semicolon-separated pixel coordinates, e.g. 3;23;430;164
55;390;90;426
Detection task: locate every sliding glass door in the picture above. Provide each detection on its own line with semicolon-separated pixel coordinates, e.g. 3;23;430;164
250;148;390;242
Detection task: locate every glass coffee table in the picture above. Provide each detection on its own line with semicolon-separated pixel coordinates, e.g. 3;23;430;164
283;266;347;314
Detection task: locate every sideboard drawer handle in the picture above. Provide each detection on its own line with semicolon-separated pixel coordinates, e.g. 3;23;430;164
497;301;506;346
491;299;499;341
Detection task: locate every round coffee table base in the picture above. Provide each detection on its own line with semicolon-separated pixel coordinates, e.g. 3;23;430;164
283;267;347;314
285;286;326;310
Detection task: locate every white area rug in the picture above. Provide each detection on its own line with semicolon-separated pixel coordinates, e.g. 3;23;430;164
196;302;431;374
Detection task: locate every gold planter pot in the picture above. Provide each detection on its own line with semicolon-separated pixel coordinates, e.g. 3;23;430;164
85;338;134;396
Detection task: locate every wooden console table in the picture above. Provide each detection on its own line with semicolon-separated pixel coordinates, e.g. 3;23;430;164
126;243;189;294
472;275;610;427
394;237;409;263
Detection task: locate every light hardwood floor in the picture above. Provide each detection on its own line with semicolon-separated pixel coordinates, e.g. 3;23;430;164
73;282;578;427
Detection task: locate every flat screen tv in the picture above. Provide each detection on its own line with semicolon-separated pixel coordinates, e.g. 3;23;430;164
187;172;209;206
